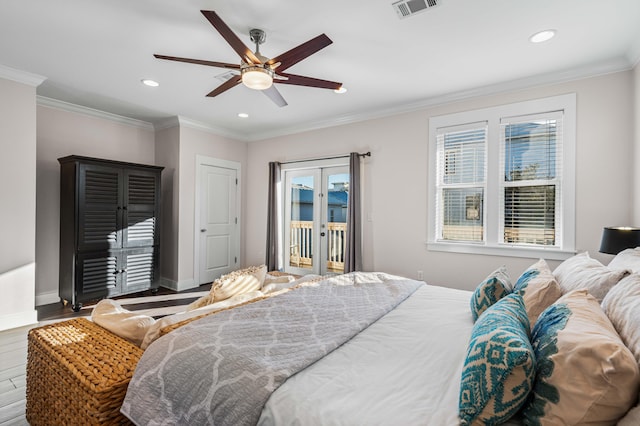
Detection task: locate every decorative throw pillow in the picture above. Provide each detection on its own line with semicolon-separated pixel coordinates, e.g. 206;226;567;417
91;299;156;347
513;259;562;329
459;293;535;425
601;273;640;364
522;290;640;425
187;265;267;311
602;275;640;426
469;266;512;322
608;247;640;273
553;251;629;302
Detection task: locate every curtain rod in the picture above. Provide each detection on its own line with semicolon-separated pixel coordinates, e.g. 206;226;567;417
280;151;371;165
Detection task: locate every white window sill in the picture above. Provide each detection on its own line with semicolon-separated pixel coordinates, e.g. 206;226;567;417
426;241;576;261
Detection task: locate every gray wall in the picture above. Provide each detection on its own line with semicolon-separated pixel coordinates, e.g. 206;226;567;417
245;70;636;290
0;76;38;328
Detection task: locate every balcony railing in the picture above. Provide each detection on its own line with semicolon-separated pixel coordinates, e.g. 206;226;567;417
290;221;346;273
442;225;555;245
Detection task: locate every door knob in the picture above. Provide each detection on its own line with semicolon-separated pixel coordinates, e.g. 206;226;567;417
201;229;206;232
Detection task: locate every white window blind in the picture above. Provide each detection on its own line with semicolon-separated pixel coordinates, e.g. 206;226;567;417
499;111;563;247
435;122;487;242
428;93;576;259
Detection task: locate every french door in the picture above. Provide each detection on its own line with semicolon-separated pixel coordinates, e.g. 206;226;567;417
283;166;349;276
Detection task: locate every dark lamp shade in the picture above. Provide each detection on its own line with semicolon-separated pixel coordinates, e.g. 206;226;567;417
599;227;640;255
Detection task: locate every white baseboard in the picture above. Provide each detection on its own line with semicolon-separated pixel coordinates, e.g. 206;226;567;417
0;310;38;331
159;277;197;292
35;291;61;306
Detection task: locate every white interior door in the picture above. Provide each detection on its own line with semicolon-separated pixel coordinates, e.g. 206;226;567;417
283;166;349;276
198;164;238;284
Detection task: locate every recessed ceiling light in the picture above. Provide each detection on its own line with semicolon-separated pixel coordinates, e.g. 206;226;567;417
141;79;159;87
529;29;556;43
334;86;347;94
238;113;249;118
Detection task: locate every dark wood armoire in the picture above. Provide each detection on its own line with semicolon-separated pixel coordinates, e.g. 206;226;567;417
58;155;163;311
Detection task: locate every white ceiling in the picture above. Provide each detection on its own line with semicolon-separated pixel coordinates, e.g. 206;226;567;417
1;0;639;141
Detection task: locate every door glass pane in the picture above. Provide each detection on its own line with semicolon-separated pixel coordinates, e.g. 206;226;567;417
326;173;349;274
289;176;314;270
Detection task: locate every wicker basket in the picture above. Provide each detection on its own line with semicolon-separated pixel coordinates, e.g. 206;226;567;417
26;318;143;425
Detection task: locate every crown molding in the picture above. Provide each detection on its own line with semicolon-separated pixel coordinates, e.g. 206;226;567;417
243;57;633;142
37;96;154;130
628;43;640;69
154;116;181;131
154;116;242;141
29;57;636;143
0;64;46;87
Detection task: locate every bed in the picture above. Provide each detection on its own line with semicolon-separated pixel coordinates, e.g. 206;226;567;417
27;250;640;425
121;273;473;425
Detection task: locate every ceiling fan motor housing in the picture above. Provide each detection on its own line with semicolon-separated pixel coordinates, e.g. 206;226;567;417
249;28;267;47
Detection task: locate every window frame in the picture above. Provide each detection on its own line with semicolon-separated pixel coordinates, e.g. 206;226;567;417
427;94;576;260
434;121;488;244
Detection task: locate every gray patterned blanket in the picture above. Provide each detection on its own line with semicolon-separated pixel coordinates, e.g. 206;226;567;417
121;272;422;426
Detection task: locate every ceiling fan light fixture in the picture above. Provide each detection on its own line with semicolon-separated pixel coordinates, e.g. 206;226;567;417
334;86;347;94
241;66;273;90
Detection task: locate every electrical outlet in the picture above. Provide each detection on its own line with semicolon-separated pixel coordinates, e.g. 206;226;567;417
417;270;424;280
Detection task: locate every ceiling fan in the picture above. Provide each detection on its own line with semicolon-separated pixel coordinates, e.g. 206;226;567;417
154;10;343;107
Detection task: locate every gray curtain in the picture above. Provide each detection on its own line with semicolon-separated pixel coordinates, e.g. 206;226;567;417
344;153;362;272
265;161;282;271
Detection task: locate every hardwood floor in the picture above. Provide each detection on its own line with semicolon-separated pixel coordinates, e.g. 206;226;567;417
0;325;32;426
0;284;211;425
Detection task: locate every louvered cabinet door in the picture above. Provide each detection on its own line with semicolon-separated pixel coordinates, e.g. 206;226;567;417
77;163;123;252
123;169;160;248
75;251;121;301
121;247;158;293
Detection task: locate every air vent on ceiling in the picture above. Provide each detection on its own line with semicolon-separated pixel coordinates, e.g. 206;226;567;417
392;0;440;19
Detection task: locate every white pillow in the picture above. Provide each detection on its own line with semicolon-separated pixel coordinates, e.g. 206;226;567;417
608;248;640;273
91;299;156;347
602;273;640;424
619;402;640;425
553;251;629;302
601;273;640;364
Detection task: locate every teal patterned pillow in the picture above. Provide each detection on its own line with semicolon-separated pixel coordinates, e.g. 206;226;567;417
459;293;535;425
470;266;512;322
521;302;570;423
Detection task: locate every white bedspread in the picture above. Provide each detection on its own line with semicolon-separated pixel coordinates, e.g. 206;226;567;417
258;284;476;426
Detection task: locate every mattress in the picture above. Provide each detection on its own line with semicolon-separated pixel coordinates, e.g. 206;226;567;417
258;284;478;425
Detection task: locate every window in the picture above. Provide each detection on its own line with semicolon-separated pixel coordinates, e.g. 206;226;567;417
428;94;576;259
435;123;487;242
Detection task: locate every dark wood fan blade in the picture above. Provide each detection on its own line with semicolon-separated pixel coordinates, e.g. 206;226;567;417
267;34;333;72
275;73;342;90
154;54;240;70
201;10;261;65
262;86;288;107
206;75;242;97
